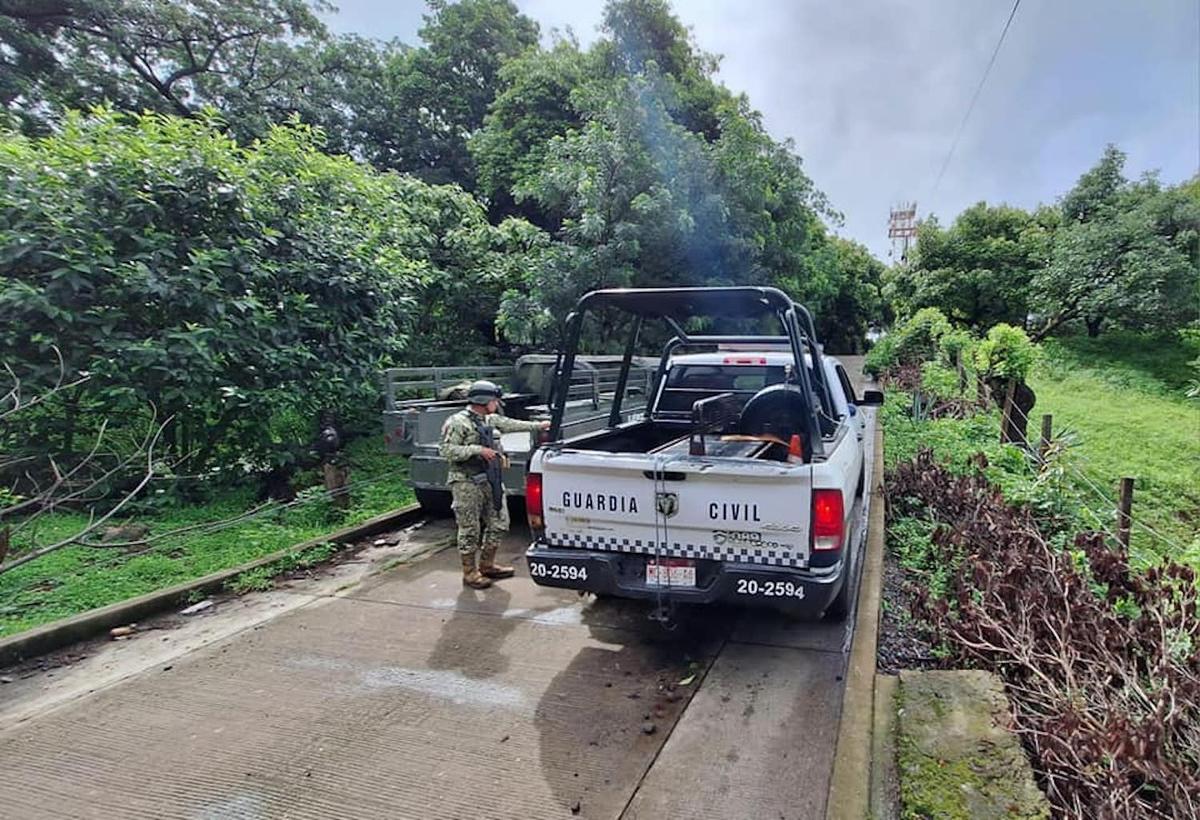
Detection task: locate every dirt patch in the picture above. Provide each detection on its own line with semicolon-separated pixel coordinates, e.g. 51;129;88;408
876;547;938;675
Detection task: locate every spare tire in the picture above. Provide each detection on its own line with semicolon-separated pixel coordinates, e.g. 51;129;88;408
737;384;810;441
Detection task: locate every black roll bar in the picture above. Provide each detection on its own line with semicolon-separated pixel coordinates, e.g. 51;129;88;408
607;316;644;427
547;287;830;457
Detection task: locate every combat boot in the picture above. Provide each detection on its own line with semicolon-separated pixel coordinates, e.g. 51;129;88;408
461;553;492;589
479;544;515;579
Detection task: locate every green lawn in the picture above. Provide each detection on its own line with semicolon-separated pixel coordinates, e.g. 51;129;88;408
0;435;415;638
1030;333;1200;564
882;329;1200;567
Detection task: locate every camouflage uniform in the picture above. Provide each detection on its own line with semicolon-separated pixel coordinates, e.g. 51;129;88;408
438;408;543;558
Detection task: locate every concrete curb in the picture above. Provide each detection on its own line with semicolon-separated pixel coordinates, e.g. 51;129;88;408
869;673;900;820
0;503;422;667
826;421;886;820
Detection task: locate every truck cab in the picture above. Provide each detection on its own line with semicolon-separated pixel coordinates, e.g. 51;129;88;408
524;287;881;620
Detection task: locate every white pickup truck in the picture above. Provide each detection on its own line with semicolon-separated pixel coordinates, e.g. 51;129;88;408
523;287;881;620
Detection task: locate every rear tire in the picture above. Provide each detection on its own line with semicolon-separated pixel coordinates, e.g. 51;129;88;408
414;488;453;516
825;545;855;621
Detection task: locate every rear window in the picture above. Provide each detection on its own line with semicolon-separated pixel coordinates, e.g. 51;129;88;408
657;364;788;413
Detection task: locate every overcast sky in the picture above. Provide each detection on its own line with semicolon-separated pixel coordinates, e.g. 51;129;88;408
325;0;1200;261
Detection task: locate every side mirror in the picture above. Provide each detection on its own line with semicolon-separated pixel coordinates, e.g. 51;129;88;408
860;389;884;406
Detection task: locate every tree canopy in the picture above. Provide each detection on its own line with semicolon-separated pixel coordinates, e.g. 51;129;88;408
0;109;524;472
891;145;1198;340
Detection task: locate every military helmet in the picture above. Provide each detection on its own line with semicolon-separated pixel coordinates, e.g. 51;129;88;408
467;379;503;405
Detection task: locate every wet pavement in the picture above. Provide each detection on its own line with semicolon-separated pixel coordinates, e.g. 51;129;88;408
0;362;876;820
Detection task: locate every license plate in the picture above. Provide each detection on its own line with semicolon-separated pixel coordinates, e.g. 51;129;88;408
646;558;696;587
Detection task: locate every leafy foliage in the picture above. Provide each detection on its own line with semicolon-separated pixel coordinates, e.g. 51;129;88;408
0;109;518;473
885;203;1056;331
474;0;876;350
891;145;1197;343
0;0;331;134
919;361;959;403
865;308;953;376
1032;148;1200;339
974;323;1038;382
347;0;539;186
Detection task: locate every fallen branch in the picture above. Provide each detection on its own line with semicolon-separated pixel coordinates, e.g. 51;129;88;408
0;415;172;576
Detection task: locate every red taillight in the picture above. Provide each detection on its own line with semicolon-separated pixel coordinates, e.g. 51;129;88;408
525;472;544;530
812;489;844;551
722;356;768;365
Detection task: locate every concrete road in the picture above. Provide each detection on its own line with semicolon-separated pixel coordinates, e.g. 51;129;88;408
0;360;876;820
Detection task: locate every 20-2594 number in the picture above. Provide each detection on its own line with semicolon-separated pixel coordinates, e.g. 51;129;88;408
530;562;588;581
735;578;804;599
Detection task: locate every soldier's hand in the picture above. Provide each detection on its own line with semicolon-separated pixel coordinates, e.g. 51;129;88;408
480;447;499;462
538;421;551;431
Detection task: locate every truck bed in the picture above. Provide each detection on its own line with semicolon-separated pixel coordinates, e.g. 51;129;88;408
560;420;785;462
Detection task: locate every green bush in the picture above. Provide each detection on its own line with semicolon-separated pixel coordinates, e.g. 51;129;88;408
864;334;898;376
975;323;1038;382
0;109;525;473
864;308;958;378
920;362;959;401
894;308;952;365
938;328;975;369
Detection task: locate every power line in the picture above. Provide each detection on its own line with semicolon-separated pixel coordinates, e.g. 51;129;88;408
930;0;1023;199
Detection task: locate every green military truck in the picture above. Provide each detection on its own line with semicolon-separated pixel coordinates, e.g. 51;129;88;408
383;355;656;513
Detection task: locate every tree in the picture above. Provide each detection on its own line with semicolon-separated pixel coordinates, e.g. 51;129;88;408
0;109;530;478
0;0;540;189
817;238;887;352
471;37;592;221
600;0;725;140
351;0;539;187
0;0;330;134
1031;147;1200;339
885;203;1056;332
484;0;862;348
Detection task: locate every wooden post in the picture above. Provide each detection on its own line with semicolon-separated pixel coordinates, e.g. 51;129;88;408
323;462;351;510
1117;477;1134;550
1000;380;1017;444
0;526;9;565
1039;414;1053;460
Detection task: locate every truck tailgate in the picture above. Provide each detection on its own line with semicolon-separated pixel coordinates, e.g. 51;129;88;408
540;452;812;568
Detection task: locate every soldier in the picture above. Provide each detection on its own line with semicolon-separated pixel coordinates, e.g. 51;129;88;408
439;380;550;589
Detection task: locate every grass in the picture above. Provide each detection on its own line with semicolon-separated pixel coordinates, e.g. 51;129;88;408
226;541;340;595
1039;328;1200;396
881;392;1002;472
0;434;415;638
1031;331;1200;564
882;329;1200;568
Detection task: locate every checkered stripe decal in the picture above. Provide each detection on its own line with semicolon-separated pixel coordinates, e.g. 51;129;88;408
544;531;808;568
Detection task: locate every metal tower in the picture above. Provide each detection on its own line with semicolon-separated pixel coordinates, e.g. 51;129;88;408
888;203;918;263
